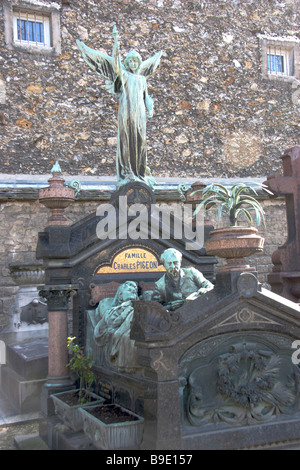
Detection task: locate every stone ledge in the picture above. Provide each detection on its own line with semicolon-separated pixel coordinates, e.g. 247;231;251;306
0;175;273;202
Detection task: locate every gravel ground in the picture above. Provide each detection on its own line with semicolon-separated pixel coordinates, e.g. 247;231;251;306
0;421;40;450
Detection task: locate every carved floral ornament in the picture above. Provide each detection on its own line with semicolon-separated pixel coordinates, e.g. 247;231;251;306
187;341;300;427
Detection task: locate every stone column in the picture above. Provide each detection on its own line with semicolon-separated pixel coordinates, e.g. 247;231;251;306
37;163;78;417
39;285;77;416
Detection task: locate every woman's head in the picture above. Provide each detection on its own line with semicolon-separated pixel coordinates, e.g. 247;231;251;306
116;281;138;304
124;50;142;72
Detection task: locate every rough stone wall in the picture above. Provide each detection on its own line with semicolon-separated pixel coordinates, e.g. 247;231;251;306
0;198;100;324
0;0;299;178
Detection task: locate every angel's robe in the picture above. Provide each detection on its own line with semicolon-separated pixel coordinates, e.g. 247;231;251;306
94;298;139;372
116;71;150;185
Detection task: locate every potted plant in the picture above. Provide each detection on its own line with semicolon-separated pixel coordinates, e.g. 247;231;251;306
79;403;144;450
191;182;273;272
51;336;104;432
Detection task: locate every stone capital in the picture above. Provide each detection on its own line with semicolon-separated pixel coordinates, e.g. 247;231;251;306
39;284;78;311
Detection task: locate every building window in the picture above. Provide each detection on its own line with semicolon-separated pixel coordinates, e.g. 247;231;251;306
267;53;284;74
266;46;293;77
259;35;300;81
13;10;51;47
4;2;61;55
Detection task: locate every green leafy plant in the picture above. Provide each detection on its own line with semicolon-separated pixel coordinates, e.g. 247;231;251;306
67;336;95;404
192;182;273;227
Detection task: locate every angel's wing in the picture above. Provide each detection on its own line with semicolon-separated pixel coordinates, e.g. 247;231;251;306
76;39;117;94
139;51;162;78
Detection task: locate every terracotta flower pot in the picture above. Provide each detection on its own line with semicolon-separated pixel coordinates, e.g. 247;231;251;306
205;226;264;272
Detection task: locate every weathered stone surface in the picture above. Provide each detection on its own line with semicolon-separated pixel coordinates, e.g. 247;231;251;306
0;0;299;177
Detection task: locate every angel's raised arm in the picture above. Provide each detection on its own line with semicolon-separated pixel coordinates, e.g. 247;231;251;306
112;27;122;76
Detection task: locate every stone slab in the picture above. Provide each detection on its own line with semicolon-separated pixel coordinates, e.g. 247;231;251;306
40;415;97;450
6;339;48;380
14;433;49;450
1;366;47;414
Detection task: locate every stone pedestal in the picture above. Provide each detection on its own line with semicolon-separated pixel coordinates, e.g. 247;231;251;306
0;263;48;414
1;338;48;413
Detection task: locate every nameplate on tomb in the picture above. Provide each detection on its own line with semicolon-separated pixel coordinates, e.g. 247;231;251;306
96;247;166;274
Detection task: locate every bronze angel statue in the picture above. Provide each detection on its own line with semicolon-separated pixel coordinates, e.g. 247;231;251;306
76;26;162;188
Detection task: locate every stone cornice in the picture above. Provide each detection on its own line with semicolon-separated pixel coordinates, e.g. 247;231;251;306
0;175;274;202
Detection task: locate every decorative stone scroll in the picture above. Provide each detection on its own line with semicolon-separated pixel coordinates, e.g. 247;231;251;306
131;300;181;341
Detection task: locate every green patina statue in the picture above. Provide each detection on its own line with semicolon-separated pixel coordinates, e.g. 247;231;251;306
152;248;214;310
77;26;162;188
94;281;140;372
92;250;213;372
